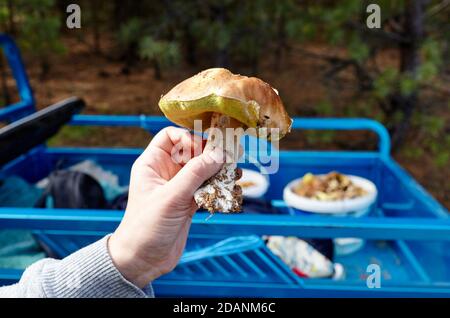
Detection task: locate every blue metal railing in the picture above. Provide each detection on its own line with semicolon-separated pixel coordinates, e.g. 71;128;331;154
291;118;391;158
70;115;391;158
0;207;449;240
0;34;35;121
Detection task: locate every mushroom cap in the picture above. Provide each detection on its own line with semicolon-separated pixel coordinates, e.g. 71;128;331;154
158;68;292;139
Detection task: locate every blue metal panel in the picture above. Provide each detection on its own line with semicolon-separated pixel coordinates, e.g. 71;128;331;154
28;231;447;285
1;230;448;296
33;232;301;286
1;208;450;240
381;157;449;218
1;267;449;297
151;280;450;297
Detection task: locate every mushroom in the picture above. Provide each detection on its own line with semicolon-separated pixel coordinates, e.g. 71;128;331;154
159;68;292;213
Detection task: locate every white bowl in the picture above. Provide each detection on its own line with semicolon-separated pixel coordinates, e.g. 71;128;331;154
334;238;365;256
239;168;270;198
283;175;377;214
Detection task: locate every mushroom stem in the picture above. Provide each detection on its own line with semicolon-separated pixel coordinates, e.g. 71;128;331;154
194;113;243;213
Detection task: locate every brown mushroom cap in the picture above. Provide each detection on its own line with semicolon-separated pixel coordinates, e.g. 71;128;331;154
158;68;292;139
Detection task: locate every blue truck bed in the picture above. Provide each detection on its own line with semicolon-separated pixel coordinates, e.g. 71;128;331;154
0;34;449;297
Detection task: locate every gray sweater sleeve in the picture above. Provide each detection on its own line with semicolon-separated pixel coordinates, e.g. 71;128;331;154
0;235;154;298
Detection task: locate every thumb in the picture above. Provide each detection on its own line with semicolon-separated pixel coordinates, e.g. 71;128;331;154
167;147;225;198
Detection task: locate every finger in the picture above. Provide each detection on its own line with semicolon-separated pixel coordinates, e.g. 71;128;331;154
154;126;204;154
149;127;203;154
138;127;204;167
166;147;225;197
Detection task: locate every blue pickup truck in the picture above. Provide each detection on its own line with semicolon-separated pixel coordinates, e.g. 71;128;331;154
0;34;449;297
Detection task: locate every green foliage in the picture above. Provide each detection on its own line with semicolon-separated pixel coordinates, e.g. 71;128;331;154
416;39;442;82
420;115;445;138
117;18;143;49
399;76;417;96
192;18;232;52
306;130;335;145
375;38;444;98
373;68;399;98
47;126;93;146
348;36;369;63
434;133;450;167
0;0;447;167
139;36;180;68
0;0;65;76
188;0;276;68
0;3;8;26
117;13;182;78
402;144;424;159
19;11;64;55
316;100;334;116
282;0;447;167
407;112;449;167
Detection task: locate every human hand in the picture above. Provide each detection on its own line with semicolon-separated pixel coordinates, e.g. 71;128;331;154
108;127;225;288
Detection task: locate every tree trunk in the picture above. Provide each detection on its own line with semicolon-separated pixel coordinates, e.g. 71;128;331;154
152;59;162;80
184;28;197;66
273;12;286;71
91;1;101;54
391;0;425;149
0;56;11;105
250;52;259;75
40;57;50;80
215;4;229;68
7;0;15;35
113;1;141;30
161;0;197;66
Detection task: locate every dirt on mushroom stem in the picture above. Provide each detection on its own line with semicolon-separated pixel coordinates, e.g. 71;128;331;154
194;113;244;213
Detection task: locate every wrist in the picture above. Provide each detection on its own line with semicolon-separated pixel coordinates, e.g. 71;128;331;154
107;233;160;289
